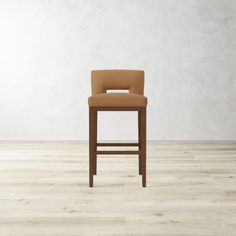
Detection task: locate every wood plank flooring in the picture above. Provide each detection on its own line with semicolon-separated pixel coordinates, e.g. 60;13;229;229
0;141;236;236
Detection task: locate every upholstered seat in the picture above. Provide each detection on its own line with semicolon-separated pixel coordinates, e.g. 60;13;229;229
88;93;147;107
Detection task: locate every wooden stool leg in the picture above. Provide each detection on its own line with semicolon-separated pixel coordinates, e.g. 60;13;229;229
140;107;146;187
138;110;142;175
89;107;94;187
94;110;97;175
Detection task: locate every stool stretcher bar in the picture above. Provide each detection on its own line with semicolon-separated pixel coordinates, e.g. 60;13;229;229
96;150;140;155
97;143;139;146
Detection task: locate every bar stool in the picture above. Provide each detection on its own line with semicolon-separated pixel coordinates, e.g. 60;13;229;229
88;70;147;187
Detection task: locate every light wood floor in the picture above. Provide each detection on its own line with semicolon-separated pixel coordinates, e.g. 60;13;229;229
0;141;236;236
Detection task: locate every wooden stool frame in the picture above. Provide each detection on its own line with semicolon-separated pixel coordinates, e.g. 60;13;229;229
89;106;146;187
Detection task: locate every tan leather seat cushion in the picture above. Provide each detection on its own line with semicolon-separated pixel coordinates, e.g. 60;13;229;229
88;93;147;107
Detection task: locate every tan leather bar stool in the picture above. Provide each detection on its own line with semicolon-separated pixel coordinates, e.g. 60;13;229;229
88;70;147;187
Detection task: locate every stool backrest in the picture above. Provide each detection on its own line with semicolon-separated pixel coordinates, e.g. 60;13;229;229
91;70;144;95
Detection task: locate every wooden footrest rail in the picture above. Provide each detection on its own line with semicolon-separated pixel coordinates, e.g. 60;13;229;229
97;143;139;146
96;150;140;155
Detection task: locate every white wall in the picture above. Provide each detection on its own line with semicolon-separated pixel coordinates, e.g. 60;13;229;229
0;0;235;140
